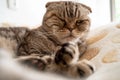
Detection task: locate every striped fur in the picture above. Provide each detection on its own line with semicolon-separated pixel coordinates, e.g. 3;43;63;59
0;1;94;78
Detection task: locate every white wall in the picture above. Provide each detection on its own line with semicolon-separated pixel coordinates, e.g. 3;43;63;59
80;0;111;29
0;0;45;28
0;0;111;29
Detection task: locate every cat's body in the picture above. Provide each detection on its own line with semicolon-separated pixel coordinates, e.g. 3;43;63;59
0;1;94;79
0;27;29;56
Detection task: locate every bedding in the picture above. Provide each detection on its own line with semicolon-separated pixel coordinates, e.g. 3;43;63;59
0;22;120;80
83;22;120;80
80;22;120;69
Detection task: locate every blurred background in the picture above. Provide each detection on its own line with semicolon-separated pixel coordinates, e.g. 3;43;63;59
0;0;120;29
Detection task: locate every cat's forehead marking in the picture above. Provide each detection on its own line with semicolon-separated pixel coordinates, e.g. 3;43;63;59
63;1;79;18
46;1;81;18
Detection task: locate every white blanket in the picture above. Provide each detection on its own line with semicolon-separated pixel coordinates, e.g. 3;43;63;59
85;22;120;80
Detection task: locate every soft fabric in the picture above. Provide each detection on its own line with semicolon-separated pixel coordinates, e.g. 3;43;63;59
81;22;120;80
80;22;120;69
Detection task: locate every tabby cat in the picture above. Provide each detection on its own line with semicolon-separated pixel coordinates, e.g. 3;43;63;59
0;1;94;78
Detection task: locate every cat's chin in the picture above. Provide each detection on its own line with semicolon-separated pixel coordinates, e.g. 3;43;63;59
65;37;75;41
60;37;79;44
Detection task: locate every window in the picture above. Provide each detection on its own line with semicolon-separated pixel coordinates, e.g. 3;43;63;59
111;0;120;21
115;0;120;21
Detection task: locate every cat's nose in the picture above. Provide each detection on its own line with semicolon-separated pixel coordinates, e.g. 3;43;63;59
69;28;73;32
66;24;75;32
68;27;74;32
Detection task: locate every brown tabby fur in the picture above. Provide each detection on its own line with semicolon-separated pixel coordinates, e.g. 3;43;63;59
0;1;94;78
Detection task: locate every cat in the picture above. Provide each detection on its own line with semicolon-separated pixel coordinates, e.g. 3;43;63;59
0;1;94;79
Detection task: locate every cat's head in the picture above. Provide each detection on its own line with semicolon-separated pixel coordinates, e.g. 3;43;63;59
42;1;92;44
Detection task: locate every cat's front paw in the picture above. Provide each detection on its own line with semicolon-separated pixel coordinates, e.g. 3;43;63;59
19;54;53;70
55;43;76;65
76;59;95;77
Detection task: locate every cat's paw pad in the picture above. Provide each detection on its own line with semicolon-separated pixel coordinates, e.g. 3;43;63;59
55;43;76;65
76;59;95;77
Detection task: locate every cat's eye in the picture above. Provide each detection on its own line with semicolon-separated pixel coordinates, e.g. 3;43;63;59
76;20;84;26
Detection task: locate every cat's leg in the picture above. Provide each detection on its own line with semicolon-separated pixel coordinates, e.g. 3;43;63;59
52;59;95;78
54;43;95;78
16;54;53;70
65;59;95;78
55;43;80;65
78;41;87;56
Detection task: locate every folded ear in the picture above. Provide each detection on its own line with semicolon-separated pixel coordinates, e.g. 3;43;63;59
78;3;92;13
82;4;92;13
45;2;52;8
45;2;60;8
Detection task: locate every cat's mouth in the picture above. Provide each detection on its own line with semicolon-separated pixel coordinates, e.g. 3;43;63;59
63;35;76;41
